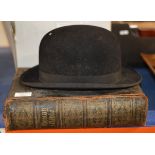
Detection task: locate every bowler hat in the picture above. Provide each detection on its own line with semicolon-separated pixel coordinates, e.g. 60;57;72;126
20;25;141;89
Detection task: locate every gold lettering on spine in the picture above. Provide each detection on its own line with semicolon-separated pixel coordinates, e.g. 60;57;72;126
41;108;48;127
48;109;55;127
41;107;56;128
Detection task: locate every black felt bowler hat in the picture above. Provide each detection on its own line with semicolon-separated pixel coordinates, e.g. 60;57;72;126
20;25;141;89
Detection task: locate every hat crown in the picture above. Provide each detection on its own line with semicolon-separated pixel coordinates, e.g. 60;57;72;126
39;25;121;76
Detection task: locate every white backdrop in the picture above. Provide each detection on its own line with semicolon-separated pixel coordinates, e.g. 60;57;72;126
15;21;111;67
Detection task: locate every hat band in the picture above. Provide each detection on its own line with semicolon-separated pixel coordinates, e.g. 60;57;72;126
39;70;122;83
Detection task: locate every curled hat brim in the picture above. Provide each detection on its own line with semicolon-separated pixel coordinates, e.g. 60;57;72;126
20;66;142;89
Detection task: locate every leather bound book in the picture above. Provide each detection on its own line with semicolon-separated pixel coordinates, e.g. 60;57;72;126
3;69;148;131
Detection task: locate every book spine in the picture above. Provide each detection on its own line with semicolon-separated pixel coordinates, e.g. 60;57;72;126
4;96;148;130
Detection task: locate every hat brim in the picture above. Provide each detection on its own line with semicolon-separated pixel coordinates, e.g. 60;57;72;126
20;66;142;89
